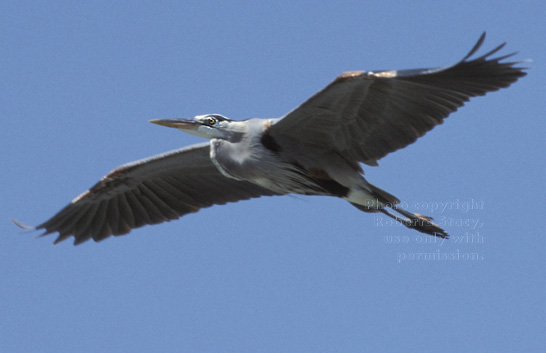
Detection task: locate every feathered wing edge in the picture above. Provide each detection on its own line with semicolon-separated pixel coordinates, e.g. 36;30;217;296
19;143;281;245
270;32;527;166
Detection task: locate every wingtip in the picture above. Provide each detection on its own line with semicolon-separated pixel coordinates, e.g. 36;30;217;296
461;31;487;61
10;218;35;231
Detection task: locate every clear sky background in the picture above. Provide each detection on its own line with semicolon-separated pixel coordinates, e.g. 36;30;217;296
2;1;545;352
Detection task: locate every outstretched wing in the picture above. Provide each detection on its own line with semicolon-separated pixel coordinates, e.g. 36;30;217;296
31;142;281;245
270;32;527;166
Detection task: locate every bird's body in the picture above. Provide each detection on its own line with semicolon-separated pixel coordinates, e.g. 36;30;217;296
14;33;527;245
208;117;409;227
211;118;354;197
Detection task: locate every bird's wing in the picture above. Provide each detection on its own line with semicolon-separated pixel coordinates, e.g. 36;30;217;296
33;142;281;245
269;32;526;166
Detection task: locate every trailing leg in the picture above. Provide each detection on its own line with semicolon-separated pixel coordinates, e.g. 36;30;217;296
381;206;448;238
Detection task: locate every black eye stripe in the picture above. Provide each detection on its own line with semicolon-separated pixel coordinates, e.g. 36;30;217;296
206;114;230;122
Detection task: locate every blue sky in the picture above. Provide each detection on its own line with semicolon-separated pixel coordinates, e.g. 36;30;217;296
2;1;545;352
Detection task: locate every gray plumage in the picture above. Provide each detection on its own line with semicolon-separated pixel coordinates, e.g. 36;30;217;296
15;32;526;245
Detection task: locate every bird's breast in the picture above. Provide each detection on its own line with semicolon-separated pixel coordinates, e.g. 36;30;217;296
209;138;312;193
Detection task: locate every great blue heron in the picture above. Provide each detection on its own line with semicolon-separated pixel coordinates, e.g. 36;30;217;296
14;33;526;245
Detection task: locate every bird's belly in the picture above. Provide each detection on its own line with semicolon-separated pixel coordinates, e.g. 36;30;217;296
210;139;328;194
248;170;330;195
214;155;323;194
250;176;295;192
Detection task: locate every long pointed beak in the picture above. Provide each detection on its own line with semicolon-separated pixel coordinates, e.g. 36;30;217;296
149;119;199;130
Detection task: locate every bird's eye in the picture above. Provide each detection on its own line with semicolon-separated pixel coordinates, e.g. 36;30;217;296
206;117;217;125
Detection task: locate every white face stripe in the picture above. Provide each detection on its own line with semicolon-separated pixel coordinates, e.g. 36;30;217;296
175;114;243;140
195;125;228;139
179;126;217;139
169;114;232;140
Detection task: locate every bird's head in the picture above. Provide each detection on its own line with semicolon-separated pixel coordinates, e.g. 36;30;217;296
150;114;243;140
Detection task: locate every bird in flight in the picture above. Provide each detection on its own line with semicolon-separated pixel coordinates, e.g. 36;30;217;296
14;33;526;245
